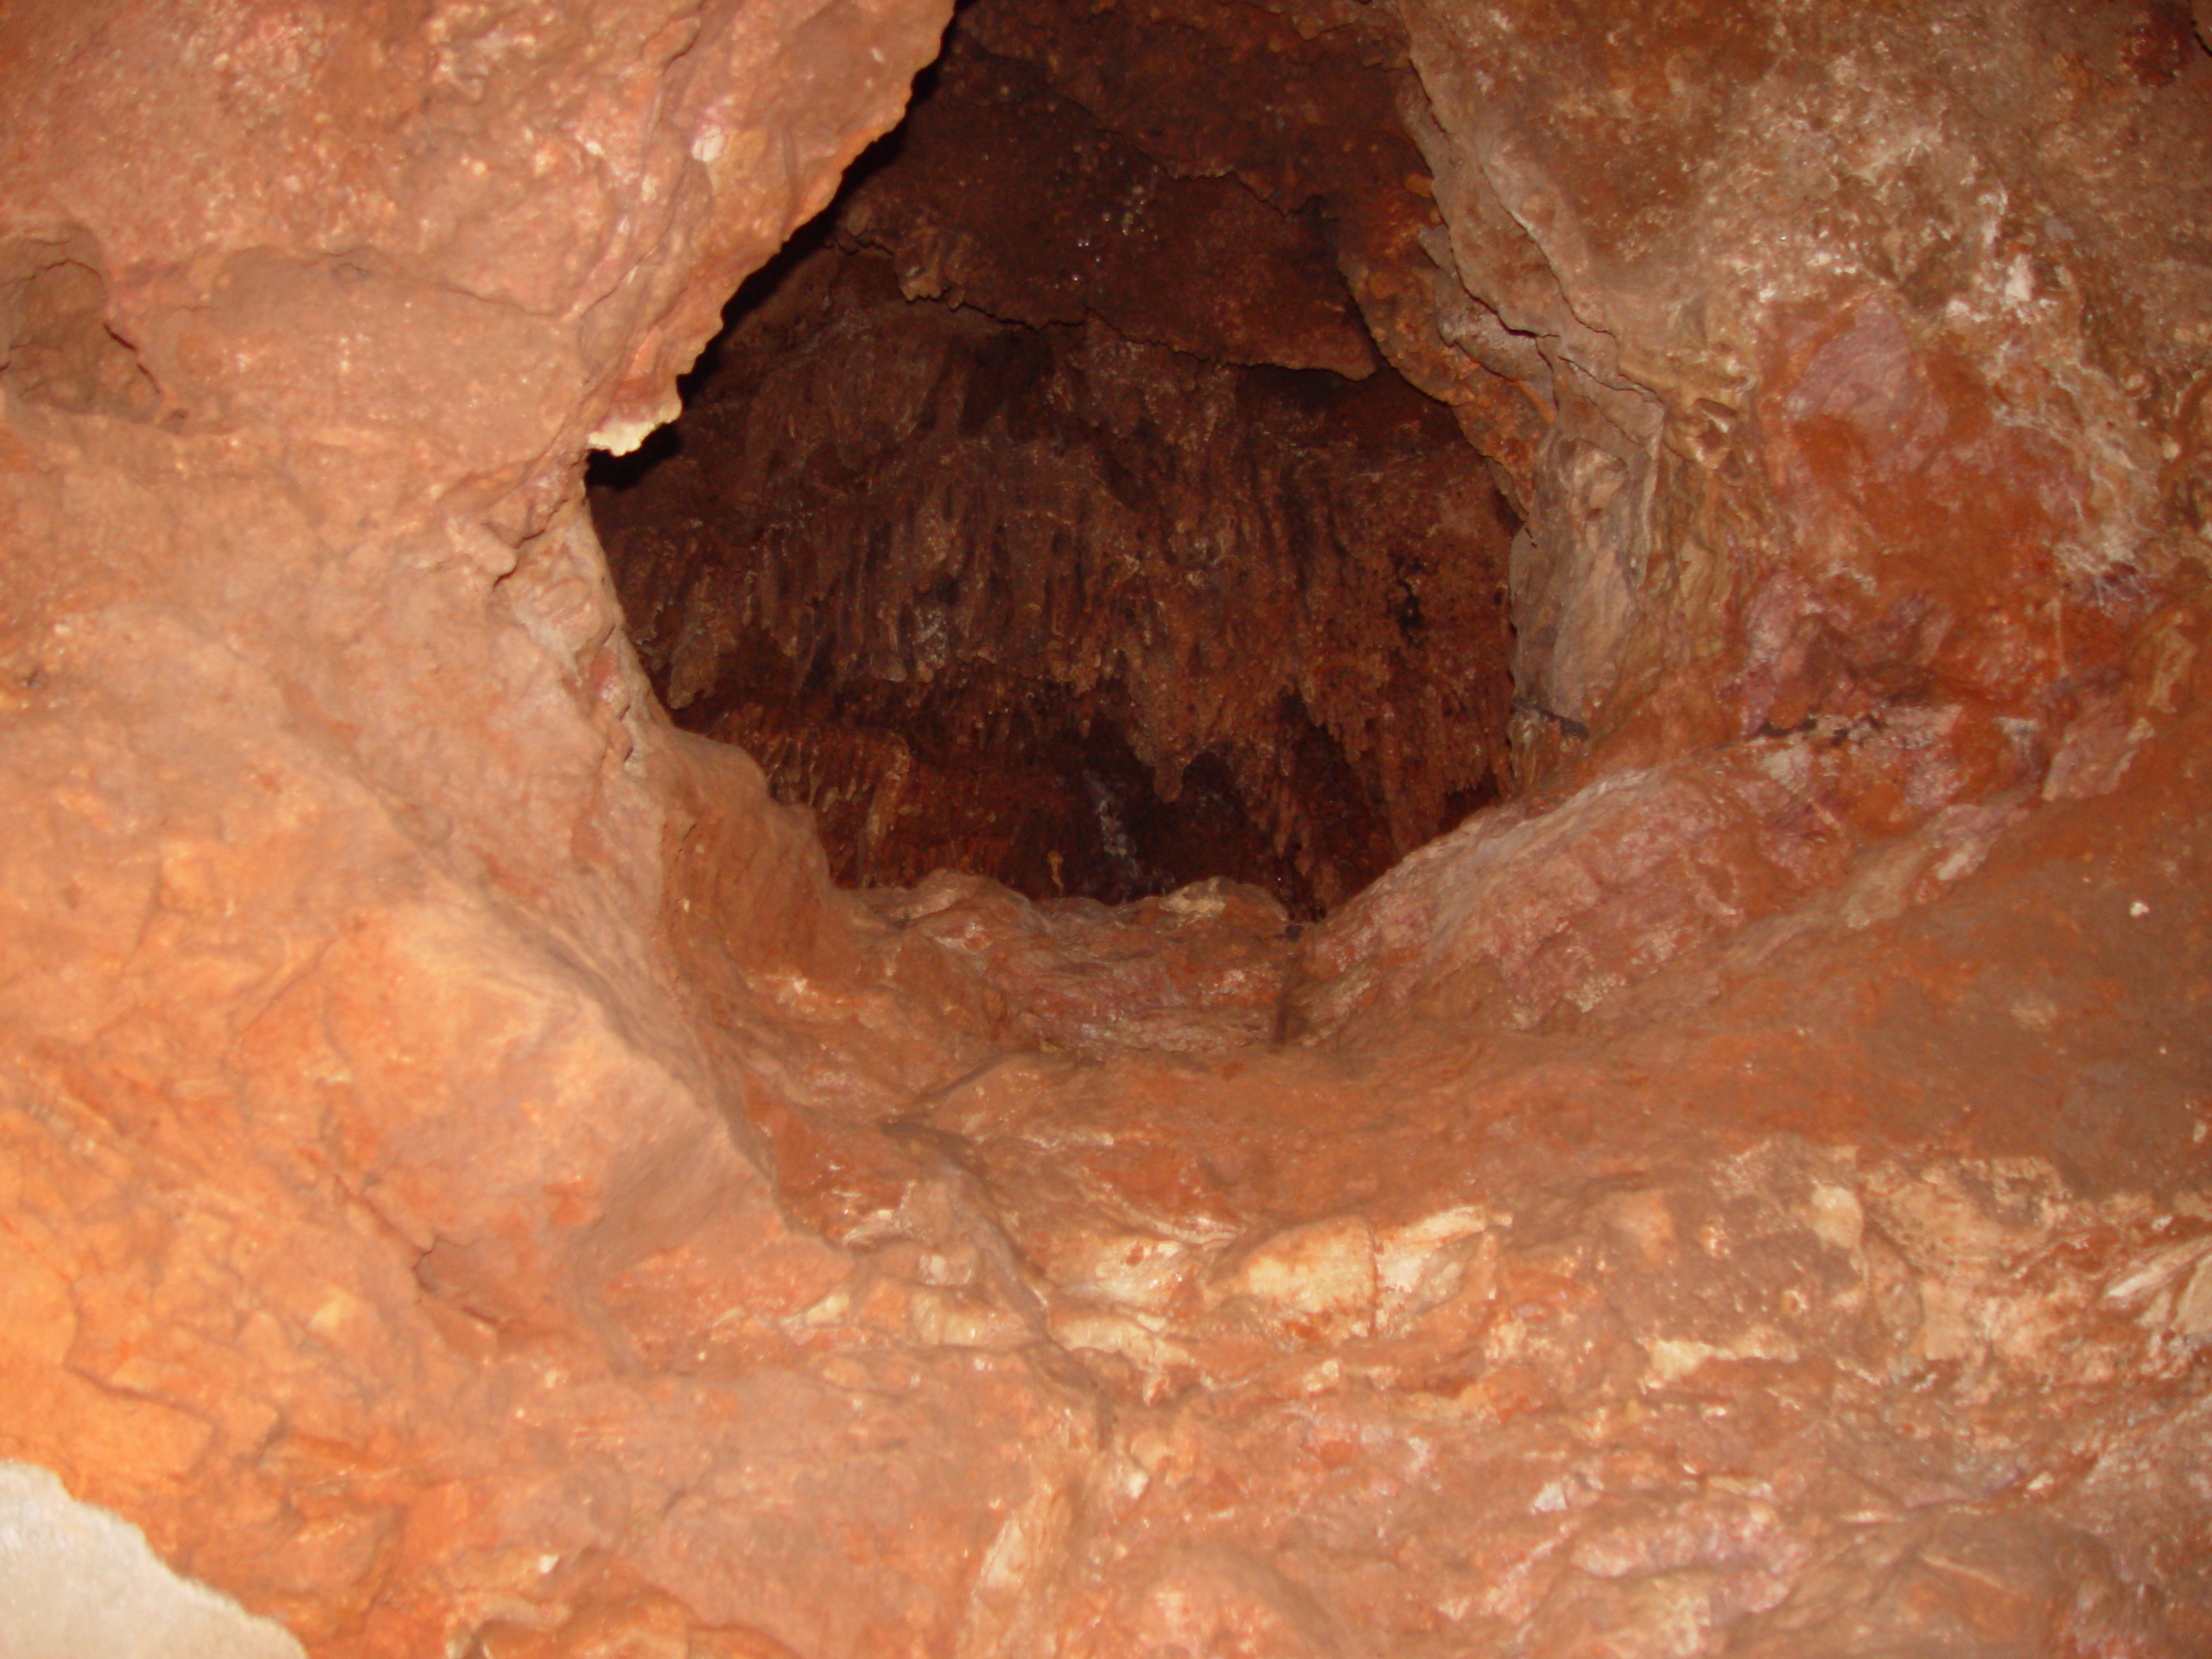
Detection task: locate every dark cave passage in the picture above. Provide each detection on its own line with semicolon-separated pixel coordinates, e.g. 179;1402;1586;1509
588;0;1526;916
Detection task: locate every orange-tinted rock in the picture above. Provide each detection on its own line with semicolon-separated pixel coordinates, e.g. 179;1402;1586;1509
873;647;2212;1654
0;0;1096;1653
1395;0;2212;784
3;0;2211;1655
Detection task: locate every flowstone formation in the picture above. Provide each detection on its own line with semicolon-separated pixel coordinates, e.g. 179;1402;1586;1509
3;2;2210;1657
589;0;1523;915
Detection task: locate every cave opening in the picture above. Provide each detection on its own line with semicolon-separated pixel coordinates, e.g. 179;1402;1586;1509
588;0;1529;918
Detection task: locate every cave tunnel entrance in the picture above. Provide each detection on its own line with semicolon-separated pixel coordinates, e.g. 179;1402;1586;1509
588;0;1527;918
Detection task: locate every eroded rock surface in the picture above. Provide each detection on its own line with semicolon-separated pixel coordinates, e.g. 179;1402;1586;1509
2;0;2209;1656
591;0;1522;914
0;1;1090;1654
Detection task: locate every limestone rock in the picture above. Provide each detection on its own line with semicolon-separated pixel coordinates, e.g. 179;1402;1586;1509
3;0;2209;1654
590;0;1523;915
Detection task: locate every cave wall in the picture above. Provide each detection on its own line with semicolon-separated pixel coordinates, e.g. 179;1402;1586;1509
1396;0;2212;777
0;0;2209;1656
1281;0;2212;1035
595;0;2212;944
594;250;1516;912
0;0;1057;1651
591;1;1523;913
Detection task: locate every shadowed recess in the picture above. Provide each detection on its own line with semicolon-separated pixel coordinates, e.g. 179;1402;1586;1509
589;0;1522;917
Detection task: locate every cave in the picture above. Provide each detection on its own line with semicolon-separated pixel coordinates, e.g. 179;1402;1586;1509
5;0;2212;1656
586;0;1525;917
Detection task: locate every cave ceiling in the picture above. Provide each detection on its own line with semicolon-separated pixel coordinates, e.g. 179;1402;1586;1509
590;0;1530;914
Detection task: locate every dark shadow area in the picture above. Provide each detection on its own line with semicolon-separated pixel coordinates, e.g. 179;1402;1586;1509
587;0;1522;916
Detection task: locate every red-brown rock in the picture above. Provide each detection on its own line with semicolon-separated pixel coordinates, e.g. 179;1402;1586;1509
3;0;2209;1655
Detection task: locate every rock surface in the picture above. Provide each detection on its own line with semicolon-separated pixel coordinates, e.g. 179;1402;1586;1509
1;0;2209;1656
590;0;1522;915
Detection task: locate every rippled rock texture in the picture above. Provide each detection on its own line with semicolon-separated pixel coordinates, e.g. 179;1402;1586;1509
3;0;2211;1656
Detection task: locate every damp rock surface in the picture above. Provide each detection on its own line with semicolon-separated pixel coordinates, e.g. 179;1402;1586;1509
2;0;2210;1656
